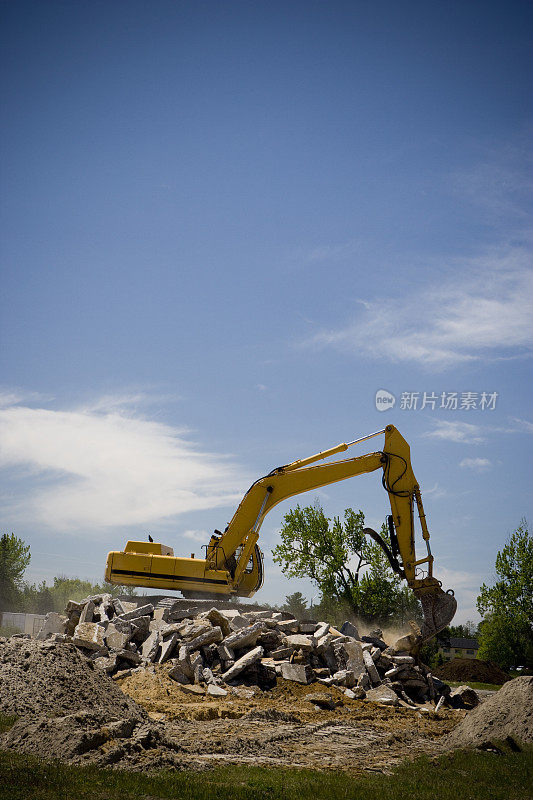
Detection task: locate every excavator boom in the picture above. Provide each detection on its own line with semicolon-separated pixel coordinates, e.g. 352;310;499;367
105;424;456;639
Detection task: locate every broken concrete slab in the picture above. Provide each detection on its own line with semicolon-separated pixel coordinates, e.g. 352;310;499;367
449;685;480;709
300;622;319;634
207;684;228;697
202;608;231;637
72;622;106;651
36;613;67;640
223;621;266;651
365;686;400;706
269;646;292;660
280;662;313;684
222;645;264;682
304;692;336;710
168;665;191;684
79;601;95;624
285;634;314;651
363;649;381;685
184;626;223;652
116;603;154;622
141;631;161;661
275;619;300;634
340;621;360;639
116;649;142;666
158;631;181;663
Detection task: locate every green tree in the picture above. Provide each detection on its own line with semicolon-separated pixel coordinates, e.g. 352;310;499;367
0;533;31;611
476;519;533;670
282;591;309;619
272;502;421;625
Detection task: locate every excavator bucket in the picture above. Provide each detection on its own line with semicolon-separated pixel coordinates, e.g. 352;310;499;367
415;581;457;641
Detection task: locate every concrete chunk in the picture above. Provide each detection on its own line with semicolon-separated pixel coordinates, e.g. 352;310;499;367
158;631;181;663
300;622;319;634
285;634;314;651
116;603;154;622
275;619;300;634
312;622;330;643
363;649;381;685
217;643;235;663
365;685;399;706
79;601;95;624
207;683;228;697
304;692;336;709
190;650;205;683
105;623;133;651
228;615;249;631
222;645;264;682
340;621;360;639
116;649;141;665
223;621;265;651
72;622;106;651
280;662;313;684
332;669;356;687
185;626;223;652
202;608;231;637
36;612;67;640
269;646;293;660
141;630;161;661
168;665;191;684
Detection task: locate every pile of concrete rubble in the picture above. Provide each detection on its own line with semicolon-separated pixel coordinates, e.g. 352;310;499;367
37;595;462;709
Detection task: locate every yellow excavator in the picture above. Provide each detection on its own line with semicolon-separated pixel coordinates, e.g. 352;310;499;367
105;424;457;640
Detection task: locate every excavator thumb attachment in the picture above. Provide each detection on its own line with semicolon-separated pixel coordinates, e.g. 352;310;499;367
414;579;457;641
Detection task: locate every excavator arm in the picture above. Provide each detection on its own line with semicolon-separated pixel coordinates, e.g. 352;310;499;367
105;424;456;639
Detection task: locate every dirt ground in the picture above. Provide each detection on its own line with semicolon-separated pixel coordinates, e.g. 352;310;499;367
116;666;465;773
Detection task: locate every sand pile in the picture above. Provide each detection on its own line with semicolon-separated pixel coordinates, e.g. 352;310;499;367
0;637;142;719
434;658;510;685
445;676;533;750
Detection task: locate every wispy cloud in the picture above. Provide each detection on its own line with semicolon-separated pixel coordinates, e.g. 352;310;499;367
508;417;533;434
423;482;448;499
301;246;533;369
0;396;249;531
424;420;486;444
459;457;492;472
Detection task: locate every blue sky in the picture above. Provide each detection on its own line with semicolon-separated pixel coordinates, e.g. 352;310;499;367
1;0;532;622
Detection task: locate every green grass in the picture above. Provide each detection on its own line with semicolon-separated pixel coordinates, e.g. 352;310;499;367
447;680;503;691
0;715;17;735
0;746;532;800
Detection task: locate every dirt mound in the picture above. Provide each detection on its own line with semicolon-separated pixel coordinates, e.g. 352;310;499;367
434;658;510;685
1;710;195;770
445;676;533;750
0;637;144;720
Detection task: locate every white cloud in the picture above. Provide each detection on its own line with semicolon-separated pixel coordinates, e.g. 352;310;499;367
424;420;486;444
183;529;210;543
302;247;533;369
0;397;249;531
459;457;492;472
